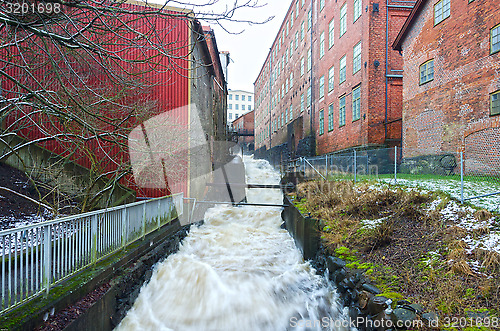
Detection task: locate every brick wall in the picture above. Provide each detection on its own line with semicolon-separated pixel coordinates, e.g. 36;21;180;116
401;0;500;161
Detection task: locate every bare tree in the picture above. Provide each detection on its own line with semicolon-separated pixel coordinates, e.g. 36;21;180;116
0;0;269;213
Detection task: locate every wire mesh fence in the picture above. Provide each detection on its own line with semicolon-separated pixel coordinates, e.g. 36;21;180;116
281;147;500;211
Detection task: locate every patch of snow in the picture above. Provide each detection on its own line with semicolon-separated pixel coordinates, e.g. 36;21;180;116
426;198;443;212
464;232;500;254
359;217;388;230
381;177;500;211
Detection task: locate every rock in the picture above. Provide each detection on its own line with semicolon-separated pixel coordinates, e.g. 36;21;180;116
362;283;382;295
349;306;363;324
407;303;424;314
391;307;417;329
465;310;489;319
327;256;346;273
333;268;347;283
421;312;439;327
358;290;373;309
396;300;411;306
367;296;389;315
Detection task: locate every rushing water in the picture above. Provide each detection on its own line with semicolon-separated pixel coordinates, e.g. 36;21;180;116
116;156;351;331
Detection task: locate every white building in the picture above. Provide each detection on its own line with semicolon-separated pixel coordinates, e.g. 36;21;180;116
227;89;254;125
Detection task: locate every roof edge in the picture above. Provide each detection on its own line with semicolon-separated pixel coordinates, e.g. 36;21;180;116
392;0;426;51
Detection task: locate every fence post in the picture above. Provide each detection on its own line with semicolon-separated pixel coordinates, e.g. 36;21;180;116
460;151;464;204
142;203;146;239
157;199;161;228
325;154;328;178
42;226;51;296
121;207;127;248
353;150;357;182
394;146;397;184
91;215;98;264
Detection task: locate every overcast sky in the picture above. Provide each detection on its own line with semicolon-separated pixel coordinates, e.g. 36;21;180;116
167;0;293;92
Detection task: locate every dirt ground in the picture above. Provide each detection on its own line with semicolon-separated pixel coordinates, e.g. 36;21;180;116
0;162;77;230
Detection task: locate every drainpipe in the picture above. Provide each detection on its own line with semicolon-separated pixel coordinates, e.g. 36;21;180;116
309;0;315;153
385;0;389;143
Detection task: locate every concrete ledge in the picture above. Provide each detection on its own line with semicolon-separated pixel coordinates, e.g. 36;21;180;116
0;219;190;331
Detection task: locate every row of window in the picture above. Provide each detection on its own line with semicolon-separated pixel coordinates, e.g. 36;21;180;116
228;113;241;120
228;94;252;101
319;85;361;134
228;104;252;111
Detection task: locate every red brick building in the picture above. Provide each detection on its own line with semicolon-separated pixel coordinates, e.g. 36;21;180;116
393;0;500;162
254;0;413;160
231;110;255;152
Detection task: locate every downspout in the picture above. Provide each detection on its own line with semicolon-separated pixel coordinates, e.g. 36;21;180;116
309;0;315;151
385;0;389;142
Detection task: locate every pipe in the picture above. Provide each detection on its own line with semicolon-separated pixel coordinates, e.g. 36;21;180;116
385;0;389;143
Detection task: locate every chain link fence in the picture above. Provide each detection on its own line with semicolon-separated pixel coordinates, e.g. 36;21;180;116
281;147;500;211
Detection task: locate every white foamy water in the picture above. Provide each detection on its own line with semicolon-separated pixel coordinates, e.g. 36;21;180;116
116;156;350;331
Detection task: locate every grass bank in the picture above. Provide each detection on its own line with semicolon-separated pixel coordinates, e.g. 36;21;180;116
291;180;500;329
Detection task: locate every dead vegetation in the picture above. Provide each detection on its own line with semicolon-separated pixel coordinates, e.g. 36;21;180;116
292;179;500;321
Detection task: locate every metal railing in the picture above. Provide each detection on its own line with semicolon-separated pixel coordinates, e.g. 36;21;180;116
0;193;183;313
281;147;500;211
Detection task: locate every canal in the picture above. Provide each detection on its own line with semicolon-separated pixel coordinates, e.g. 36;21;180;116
116;156;351;330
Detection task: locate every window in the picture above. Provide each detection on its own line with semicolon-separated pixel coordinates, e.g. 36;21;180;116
307;86;311;106
491;24;500;54
339;95;346;127
301;21;305;40
434;0;450;25
242;95;246;101
248;105;252;111
228;104;232;110
320;32;325;58
419;59;434;85
295;31;299;49
339;55;346;84
290;104;293;119
354;0;362;22
319;109;325;135
308;10;312;30
307;48;312;72
491;91;500;116
229;94;232;100
296;1;299;17
320;0;325;11
285;107;288;123
291;12;294;26
340;4;347;37
352;85;361;121
328;19;334;49
301;94;305;112
353;42;362;74
301;0;305;6
319;75;325;99
328;103;334;131
328;66;334;92
301;57;305;76
290;72;294;87
236;113;239;118
229;113;232;120
248;95;252;101
235;104;239;110
242;105;245;111
235;94;239;101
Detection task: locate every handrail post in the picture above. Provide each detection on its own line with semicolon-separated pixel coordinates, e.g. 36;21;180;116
121;207;127;248
142;203;146;239
42;226;51;296
91;215;98;264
